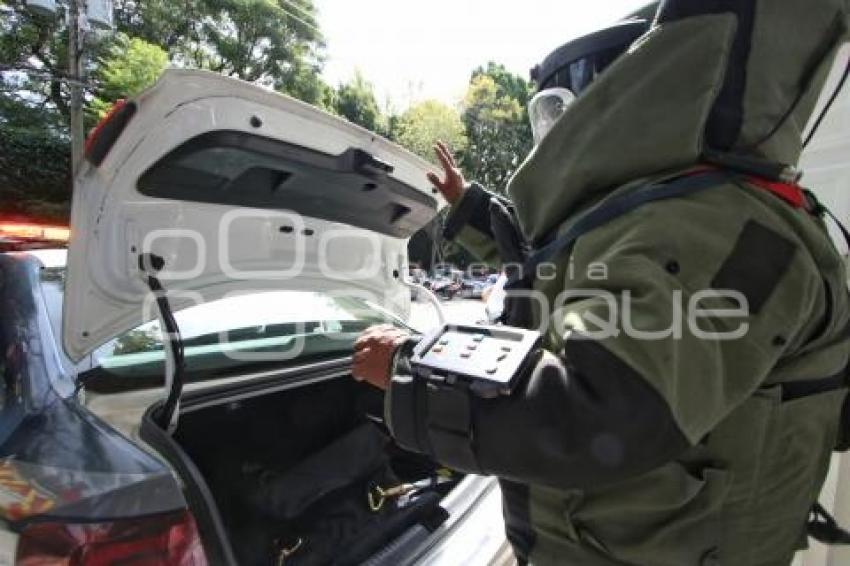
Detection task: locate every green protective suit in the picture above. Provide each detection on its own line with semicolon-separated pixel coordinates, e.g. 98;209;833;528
386;1;850;564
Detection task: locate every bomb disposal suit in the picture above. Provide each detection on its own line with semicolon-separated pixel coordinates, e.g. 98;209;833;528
383;1;850;564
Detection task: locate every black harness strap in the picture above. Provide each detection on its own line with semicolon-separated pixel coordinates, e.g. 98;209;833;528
809;503;850;545
500;170;731;328
781;365;850;402
521;170;731;277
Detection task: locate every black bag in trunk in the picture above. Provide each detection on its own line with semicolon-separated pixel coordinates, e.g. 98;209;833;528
234;423;446;566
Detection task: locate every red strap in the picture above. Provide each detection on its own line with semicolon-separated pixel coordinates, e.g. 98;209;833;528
745;176;806;209
679;165;807;210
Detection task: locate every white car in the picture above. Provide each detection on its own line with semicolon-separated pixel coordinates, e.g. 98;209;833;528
0;70;509;566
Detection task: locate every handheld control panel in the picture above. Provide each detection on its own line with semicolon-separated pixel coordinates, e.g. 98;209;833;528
409;324;542;398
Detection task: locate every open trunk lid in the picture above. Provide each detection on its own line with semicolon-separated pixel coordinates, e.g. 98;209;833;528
63;69;442;364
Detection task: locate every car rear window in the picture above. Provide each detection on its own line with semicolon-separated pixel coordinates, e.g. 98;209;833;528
42;277;406;393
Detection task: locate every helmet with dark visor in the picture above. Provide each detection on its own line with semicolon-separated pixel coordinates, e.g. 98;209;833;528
528;20;650;144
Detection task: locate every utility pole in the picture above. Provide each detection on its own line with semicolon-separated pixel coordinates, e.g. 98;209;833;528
67;0;85;178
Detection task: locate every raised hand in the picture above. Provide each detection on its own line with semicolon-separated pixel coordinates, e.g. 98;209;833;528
427;141;466;205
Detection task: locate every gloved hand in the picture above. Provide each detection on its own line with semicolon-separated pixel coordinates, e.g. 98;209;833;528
352;324;411;390
427;141;466;205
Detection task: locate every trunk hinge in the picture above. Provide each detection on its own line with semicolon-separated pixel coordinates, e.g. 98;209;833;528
139;253;185;434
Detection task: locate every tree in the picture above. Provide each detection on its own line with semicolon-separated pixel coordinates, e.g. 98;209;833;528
393;100;467;162
184;0;326;98
460;63;533;194
391;100;469;269
0;0;331;220
113;0;204;52
89;35;169;119
118;0;331;106
472;62;532;109
333;71;383;132
1;0;328;122
0;123;71;222
278;60;334;108
0;1;75;221
0;2;107;123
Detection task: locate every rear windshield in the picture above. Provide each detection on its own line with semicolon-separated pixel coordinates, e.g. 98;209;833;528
43;270;405;393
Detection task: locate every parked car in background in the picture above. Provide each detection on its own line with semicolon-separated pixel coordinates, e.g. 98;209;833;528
460;275;490;299
429;276;461;300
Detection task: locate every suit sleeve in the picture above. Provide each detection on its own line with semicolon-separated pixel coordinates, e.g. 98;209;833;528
386;337;692;490
385;197;821;489
441;182;509;268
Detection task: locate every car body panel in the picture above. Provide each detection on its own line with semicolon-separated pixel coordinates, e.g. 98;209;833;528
0;254;185;525
405;477;507;566
64;69;442;362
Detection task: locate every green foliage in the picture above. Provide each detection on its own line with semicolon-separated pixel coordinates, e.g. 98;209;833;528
197;1;322;81
0;91;63;132
113;0;204;51
472;62;532;108
460;63;533;195
115;0;331;106
393;100;467;162
406;63;533;266
0;125;71;220
0;0;329;218
2;0;327;118
333;71;382;133
90;35;169;119
278;61;334;108
1;1;103;120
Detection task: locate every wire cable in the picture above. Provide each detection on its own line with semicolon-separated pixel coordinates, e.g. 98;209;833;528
803;59;850;148
139;253;186;433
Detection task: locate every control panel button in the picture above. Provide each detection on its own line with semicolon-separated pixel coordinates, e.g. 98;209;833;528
460;352;472;359
497;353;508;362
466;344;478;351
486;367;498;375
473;334;486;343
500;346;512;353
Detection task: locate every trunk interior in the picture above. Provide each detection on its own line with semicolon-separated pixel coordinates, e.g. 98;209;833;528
141;371;459;566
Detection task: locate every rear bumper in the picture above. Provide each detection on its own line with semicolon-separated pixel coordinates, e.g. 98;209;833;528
409;477;510;566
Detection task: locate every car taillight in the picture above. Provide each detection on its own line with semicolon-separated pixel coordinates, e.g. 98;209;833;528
16;510;207;566
85;99;137;167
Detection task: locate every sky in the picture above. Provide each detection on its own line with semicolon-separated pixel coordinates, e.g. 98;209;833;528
312;0;651;110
